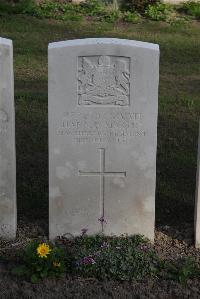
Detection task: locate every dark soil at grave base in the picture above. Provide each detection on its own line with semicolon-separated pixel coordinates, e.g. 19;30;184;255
0;221;200;298
0;275;200;299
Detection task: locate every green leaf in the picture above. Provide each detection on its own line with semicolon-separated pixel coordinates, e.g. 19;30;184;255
31;274;40;283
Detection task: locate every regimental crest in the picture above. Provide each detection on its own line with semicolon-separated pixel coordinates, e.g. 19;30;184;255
78;55;130;106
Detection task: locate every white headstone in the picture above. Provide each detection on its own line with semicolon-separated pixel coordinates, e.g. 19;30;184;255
0;38;16;239
49;38;159;241
195;121;200;247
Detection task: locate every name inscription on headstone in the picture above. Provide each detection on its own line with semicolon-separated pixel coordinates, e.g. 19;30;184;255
57;111;145;144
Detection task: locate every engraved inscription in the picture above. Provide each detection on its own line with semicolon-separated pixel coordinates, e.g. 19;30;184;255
79;148;126;232
0;110;8;135
57;111;145;144
78;56;130;106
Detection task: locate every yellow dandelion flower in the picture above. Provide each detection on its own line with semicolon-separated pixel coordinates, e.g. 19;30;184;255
53;261;61;267
36;243;52;258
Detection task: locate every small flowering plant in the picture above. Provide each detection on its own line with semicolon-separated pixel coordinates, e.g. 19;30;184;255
13;241;66;283
73;234;158;280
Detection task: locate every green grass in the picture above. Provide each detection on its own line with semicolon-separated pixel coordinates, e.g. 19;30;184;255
0;15;199;230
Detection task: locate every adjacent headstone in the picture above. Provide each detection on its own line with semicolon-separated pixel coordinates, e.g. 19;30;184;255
72;0;85;3
49;38;159;241
0;38;16;239
195;121;200;248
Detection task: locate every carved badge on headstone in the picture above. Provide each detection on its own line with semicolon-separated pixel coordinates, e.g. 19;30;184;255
78;55;130;106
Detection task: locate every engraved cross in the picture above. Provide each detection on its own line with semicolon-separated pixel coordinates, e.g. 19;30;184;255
78;148;126;232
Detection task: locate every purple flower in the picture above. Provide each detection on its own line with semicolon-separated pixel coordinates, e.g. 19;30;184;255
79;256;96;265
81;227;88;236
101;241;109;249
98;216;107;224
139;244;149;252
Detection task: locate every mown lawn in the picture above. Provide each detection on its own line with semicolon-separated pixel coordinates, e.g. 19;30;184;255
0;14;199;233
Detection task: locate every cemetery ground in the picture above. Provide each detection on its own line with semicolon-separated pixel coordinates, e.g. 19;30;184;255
0;13;200;298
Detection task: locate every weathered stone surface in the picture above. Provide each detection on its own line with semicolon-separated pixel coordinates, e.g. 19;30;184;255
0;38;16;239
195;121;200;248
49;38;159;241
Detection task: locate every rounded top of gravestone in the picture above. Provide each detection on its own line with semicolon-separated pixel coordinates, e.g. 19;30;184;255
48;38;159;52
0;37;12;46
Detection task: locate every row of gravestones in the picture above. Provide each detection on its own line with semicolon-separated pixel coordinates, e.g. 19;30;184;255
0;37;199;246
